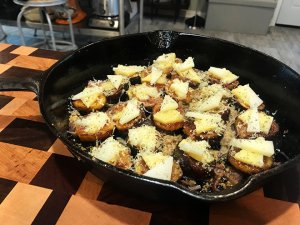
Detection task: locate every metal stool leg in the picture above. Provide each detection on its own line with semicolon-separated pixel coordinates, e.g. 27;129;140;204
66;8;76;49
17;6;28;45
44;7;56;50
39;8;47;46
0;23;7;42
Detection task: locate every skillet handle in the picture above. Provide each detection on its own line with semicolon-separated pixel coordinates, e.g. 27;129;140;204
0;74;40;94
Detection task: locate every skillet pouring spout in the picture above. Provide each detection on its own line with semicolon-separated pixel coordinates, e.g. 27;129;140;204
6;30;300;202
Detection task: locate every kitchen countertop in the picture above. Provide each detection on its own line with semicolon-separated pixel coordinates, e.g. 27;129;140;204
0;43;299;225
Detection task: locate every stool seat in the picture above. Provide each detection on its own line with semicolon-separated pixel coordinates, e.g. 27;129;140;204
14;0;77;51
14;0;67;7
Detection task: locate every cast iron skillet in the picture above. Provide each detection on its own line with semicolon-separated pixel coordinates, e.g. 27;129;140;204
1;30;300;202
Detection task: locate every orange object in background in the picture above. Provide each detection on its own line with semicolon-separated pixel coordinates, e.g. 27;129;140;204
56;0;87;24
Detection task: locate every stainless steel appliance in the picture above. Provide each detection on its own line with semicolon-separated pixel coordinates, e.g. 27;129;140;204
89;0;119;30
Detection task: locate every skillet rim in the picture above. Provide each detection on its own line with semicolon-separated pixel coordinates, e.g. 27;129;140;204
39;30;300;202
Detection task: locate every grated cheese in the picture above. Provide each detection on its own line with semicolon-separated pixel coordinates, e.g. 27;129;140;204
75;112;109;134
196;90;224;112
128;125;158;152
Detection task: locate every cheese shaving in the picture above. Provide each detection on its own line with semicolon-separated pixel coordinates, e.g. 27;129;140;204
75;112;109;134
107;75;124;89
113;65;145;77
232;84;263;108
208;67;239;84
72;86;103;107
119;99;140;125
170;78;189;100
173;57;194;72
160;95;178;112
178;138;214;164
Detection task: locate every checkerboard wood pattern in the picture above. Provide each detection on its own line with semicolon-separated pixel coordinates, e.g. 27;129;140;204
0;43;299;225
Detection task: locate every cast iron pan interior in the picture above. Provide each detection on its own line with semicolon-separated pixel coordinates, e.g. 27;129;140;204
39;31;300;201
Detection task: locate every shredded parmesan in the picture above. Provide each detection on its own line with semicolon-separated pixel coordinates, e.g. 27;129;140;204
75;112;109;134
128;125;158;152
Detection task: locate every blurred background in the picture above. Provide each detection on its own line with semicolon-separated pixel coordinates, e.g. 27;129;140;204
0;0;299;72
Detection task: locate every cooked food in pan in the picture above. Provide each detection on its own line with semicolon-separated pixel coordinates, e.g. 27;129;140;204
68;53;280;193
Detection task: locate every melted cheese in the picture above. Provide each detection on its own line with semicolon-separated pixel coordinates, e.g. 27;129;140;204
233;149;264;168
107;75;124;89
230;137;274;157
178;138;214;164
143;154;173;181
75;112;109;134
173;57;194;72
72;86;102;107
160;95;178;112
153;53;176;70
186;112;225;134
91;137;128;164
154;109;184;124
208;67;239;84
128;125;158;152
113;65;145;77
239;109;274;134
232;84;263;108
119;99;140;125
178;69;201;83
170;79;189;100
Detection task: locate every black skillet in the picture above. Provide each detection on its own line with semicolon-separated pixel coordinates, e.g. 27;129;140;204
1;30;300;202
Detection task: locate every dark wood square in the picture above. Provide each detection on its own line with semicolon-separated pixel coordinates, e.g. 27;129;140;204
30;154;87;194
0;95;14;109
0;118;56;150
0;177;17;204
